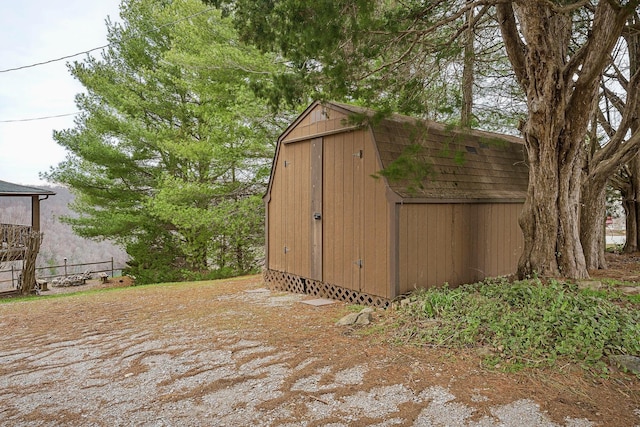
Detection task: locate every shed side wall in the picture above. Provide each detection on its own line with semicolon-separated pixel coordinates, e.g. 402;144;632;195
398;203;523;293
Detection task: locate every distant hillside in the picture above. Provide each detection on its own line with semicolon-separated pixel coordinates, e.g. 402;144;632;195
0;186;129;275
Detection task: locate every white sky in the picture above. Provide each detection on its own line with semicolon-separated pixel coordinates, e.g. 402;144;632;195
0;0;121;186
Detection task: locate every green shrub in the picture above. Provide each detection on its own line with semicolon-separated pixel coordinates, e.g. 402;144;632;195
396;279;640;372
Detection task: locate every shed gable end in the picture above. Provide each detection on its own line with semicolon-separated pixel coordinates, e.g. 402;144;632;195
281;103;355;144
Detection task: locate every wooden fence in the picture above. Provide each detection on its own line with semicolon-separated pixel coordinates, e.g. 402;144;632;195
0;257;123;289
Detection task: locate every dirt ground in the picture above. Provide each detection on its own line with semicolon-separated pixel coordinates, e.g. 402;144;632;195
591;252;640;283
0;256;638;426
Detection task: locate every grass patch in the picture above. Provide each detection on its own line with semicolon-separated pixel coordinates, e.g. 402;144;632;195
0;274;261;305
0;287;119;304
394;278;640;373
0;282;142;304
627;294;640;304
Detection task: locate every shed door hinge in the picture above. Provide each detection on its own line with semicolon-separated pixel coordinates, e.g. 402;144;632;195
284;246;289;254
354;259;363;268
353;150;363;158
284;160;290;167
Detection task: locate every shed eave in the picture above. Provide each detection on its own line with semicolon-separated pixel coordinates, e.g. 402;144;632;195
0;180;56;197
396;197;526;204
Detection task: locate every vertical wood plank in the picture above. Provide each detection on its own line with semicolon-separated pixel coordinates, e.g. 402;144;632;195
424;207;431;287
311;138;323;281
353;131;364;291
478;204;488;277
371;134;390;297
407;205;424;289
272;153;284;270
289;141;308;275
388;202;398;299
267;148;281;270
285;143;294;272
334;133;346;287
323;136;335;283
398;206;407;293
492;204;500;275
432;205;444;286
512;204;524;269
290;143;299;274
469;204;480;283
342;132;355;289
290;143;297;273
362;134;375;293
301;141;311;276
497;204;506;274
451;204;463;285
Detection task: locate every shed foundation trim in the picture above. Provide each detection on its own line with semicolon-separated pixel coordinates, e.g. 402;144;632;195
264;269;390;308
396;198;526;205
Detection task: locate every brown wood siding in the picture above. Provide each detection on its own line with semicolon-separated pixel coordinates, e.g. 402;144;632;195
398;203;523;294
362;131;390;298
283;105;350;143
310;138;323;281
267;140;312;277
322;132;338;286
267;143;286;272
322;130;389;297
323;131;356;290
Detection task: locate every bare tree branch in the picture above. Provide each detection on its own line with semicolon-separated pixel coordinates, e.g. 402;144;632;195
496;3;528;89
592;67;640;169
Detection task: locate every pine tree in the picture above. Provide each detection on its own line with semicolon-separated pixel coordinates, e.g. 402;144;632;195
45;0;291;283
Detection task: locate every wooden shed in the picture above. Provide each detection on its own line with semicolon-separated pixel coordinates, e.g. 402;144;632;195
264;101;528;306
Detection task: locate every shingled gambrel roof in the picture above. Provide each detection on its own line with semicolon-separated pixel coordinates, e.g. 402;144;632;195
0;180;56;197
328;102;529;201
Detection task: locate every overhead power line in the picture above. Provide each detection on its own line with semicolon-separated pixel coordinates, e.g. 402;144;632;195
0;112;79;123
0;47;111;73
0;7;217;74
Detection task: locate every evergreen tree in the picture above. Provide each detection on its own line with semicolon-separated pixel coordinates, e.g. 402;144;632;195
45;0;290;283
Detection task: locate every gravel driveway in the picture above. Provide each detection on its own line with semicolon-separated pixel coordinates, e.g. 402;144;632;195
0;277;634;426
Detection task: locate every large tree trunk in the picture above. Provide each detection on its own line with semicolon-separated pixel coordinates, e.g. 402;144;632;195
622;192;638;252
517;135;587;278
580;179;608;269
623;155;640;252
497;1;632;280
623;13;640;253
579;94;608;270
500;4;588;279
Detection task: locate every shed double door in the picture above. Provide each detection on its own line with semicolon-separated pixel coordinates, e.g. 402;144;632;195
322;132;366;292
